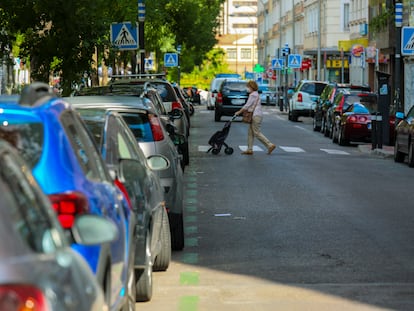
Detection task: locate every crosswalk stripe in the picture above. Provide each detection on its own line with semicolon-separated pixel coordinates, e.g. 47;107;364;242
320;148;350;155
199;145;351;155
279;146;305;153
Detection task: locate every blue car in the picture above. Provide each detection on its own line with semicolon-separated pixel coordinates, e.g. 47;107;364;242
0;83;135;311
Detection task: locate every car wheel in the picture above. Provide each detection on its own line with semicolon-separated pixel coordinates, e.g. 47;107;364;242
312;117;320;131
169;212;184;251
332;125;338;143
135;233;153;302
394;138;405;163
338;127;348;146
123;247;137;311
182;141;189;166
408;141;414;167
153;211;171;272
214;109;221;122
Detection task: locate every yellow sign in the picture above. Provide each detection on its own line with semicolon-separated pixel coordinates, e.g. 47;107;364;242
326;59;349;68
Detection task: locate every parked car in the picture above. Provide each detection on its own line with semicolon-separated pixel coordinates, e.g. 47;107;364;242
288;80;328;122
326;89;377;141
394;106;414;166
109;77;190;165
0;138;119;311
313;83;371;134
207;77;238;110
258;84;277;105
64;99;172;301
331;102;374;145
215;79;249;122
66;95;185;251
0;83;134;311
74;83;189;169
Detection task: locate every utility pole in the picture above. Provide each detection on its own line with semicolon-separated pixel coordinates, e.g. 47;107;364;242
394;2;403;114
317;0;321;81
138;0;145;74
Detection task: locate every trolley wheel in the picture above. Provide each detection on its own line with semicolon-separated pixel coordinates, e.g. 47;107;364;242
224;147;234;155
212;148;220;155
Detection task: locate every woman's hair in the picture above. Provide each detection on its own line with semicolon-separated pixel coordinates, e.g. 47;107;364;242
247;80;258;91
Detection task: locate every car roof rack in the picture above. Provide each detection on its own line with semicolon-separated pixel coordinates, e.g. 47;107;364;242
19;82;54;106
110;73;167;82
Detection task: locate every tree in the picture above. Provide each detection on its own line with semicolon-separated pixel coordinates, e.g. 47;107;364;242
0;0;224;94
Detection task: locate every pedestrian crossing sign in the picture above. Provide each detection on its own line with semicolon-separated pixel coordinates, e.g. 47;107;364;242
288;54;302;68
164;53;178;67
271;58;284;70
110;22;139;50
402;27;414;56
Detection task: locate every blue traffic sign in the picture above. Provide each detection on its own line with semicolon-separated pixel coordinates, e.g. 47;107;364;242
110;22;138;50
402;27;414;56
271;58;284;70
288;54;302;68
164;53;178;67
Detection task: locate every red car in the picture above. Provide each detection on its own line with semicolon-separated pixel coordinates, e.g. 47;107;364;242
332;102;373;146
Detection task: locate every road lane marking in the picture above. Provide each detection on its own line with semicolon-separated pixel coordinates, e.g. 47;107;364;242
279;146;305;152
180;272;200;285
320;148;350;155
179;296;199;311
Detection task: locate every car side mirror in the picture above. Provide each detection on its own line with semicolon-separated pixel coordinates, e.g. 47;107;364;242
169;109;183;119
165;123;176;136
147;154;170;171
72;215;119;245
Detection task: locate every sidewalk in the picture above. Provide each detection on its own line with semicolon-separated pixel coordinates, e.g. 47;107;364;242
357;144;394;158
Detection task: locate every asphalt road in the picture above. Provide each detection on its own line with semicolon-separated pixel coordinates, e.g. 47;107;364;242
138;105;414;311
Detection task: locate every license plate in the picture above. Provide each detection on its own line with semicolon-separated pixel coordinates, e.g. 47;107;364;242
232;99;245;105
367;123;371;130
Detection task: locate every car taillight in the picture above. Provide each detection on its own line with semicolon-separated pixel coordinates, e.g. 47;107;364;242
114;179;132;210
148;113;164;141
48;191;89;229
348;116;357;123
171;101;183;110
297;93;303;102
0;284;48;311
217;92;223;103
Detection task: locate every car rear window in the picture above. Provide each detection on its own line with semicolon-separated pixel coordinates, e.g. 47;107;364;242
300;82;327;96
0;120;43;168
119;112;154;143
222;82;248;92
152;83;177;102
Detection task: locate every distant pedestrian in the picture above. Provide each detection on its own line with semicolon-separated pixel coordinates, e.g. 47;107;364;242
235;80;276;155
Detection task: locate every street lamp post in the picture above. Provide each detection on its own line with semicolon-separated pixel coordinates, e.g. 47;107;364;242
138;0;145;74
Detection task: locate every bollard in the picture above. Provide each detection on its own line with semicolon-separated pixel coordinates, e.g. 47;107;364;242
371;113;377;150
377;113;383;149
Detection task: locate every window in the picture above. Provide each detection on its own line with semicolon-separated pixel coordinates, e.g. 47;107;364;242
241;48;251;59
343;3;350;31
0;150;65;253
227;48;237;60
61;111;109;182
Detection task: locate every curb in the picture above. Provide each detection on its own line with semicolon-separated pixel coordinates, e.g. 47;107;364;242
357;144;394;158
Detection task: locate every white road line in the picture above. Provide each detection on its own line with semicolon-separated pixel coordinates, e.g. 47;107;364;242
278;146;305;153
239;145;264;152
320;149;350;155
294;125;307;131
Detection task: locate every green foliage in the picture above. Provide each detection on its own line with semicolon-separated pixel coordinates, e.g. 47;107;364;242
369;7;394;35
0;0;224;94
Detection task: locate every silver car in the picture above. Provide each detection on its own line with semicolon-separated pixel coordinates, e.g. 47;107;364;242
67;95;185;251
0;139;118;311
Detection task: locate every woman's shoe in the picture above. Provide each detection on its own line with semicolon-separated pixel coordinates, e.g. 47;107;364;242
241;150;253;155
267;144;276;154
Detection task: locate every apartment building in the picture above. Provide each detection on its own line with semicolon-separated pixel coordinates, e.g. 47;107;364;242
216;0;258;75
